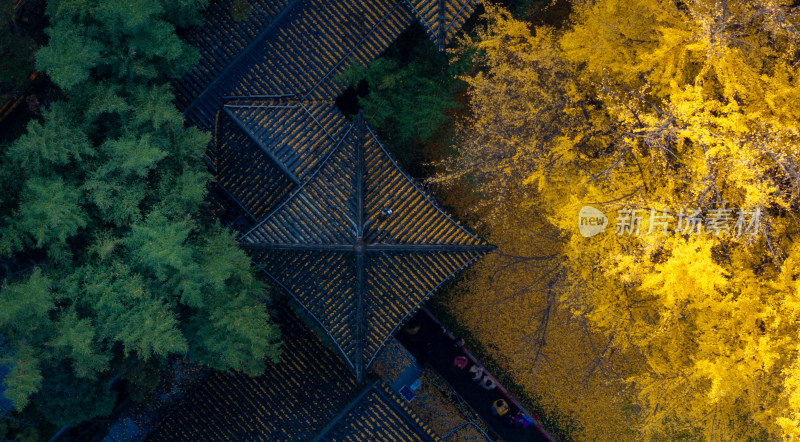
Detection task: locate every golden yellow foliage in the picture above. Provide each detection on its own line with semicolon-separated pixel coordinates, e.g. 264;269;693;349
440;1;800;439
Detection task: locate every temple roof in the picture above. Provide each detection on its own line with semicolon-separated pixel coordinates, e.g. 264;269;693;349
176;0;482;130
146;301;436;441
174;0;295;112
222;101;350;183
177;0;414;130
212;101;349;220
313;385;437;441
151;1;491;438
237;111;493;380
181;0;489;386
406;0;481;50
147;302;359;441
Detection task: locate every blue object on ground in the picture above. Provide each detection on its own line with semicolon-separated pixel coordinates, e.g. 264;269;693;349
391;364;423;393
399;386;415;402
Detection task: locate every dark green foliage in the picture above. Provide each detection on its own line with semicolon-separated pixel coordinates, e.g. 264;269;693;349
0;0;38;100
499;0;572;25
343;57;455;147
36;0;202;90
15;177;87;248
35;21;104;91
1;344;43;411
121;358;164;403
32;364;116;428
231;0;252;21
0;0;281;429
500;0;544;19
0;414;40;442
340;32;463;165
4;102;93;177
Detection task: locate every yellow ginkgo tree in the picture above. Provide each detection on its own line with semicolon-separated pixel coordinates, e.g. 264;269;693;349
440;1;800;439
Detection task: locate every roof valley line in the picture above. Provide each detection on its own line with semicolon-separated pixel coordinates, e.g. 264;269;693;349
353;113;367;382
178;0;487;381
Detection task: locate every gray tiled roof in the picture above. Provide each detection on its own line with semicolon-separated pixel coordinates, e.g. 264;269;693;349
406;0;482;50
238;113;493;379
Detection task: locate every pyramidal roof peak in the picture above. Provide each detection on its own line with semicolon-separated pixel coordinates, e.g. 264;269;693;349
238;110;493;379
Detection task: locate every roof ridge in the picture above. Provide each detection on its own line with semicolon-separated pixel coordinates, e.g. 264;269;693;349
247;255;359;372
239;120;356;240
365;125;488;246
311;383;439;441
182;0;304;116
238;112;494;377
300;0;408;100
311;384;377;441
222;106;302;185
364;251;487;370
376;383;440;441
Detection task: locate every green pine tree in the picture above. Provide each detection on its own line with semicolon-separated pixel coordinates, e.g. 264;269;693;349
0;0;281;428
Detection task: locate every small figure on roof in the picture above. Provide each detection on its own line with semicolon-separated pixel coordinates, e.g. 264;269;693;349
453;356;468;369
378;208;393;219
491;399;509;416
453;337;465;350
